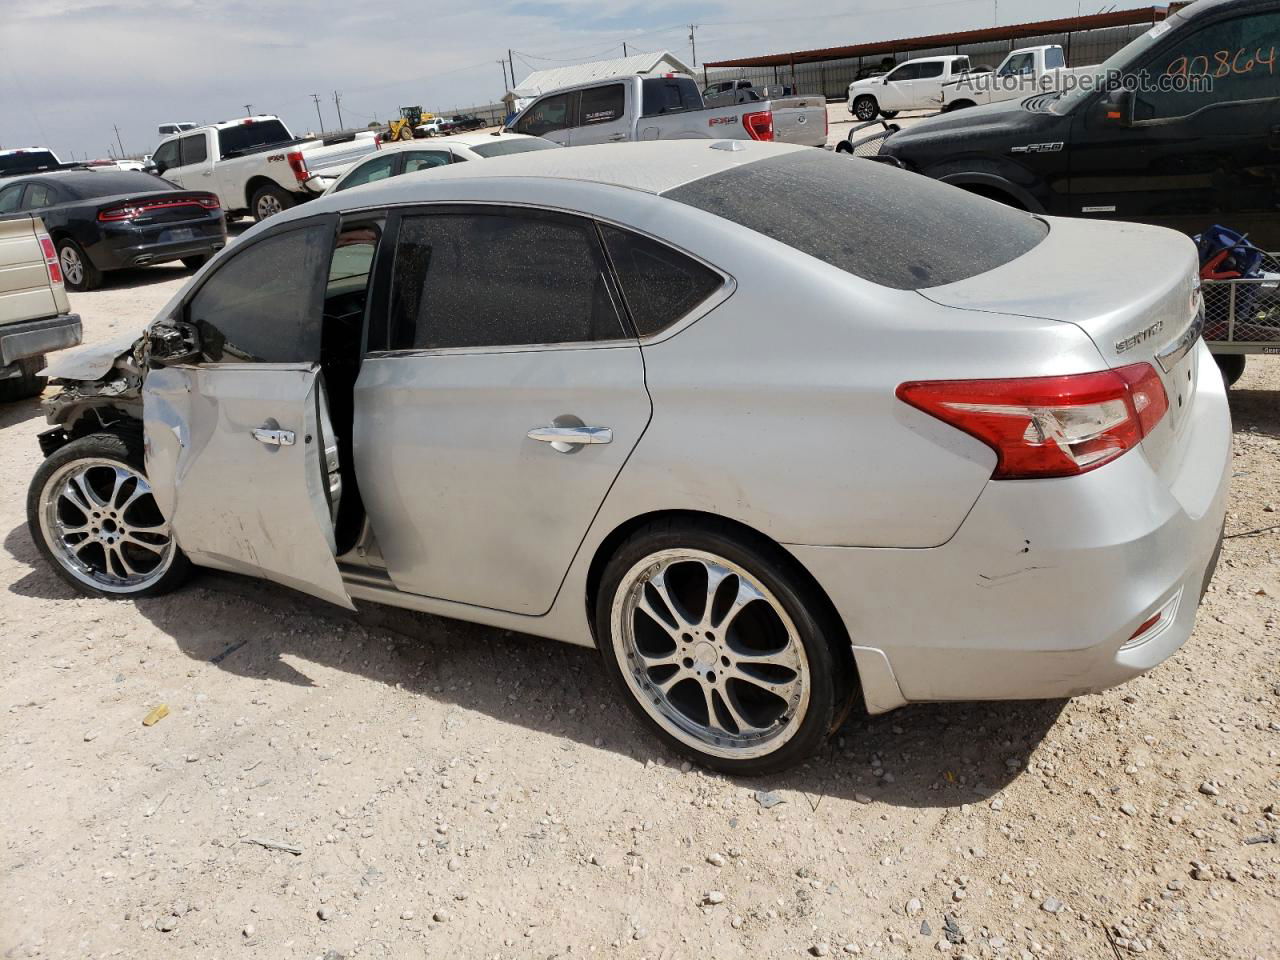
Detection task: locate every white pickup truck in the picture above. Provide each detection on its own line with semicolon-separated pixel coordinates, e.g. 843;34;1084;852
508;74;827;148
846;55;972;120
148;116;380;221
940;45;1085;111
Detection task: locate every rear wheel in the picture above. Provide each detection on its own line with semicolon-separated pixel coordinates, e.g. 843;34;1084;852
1214;353;1246;388
397;125;414;141
181;255;209;271
251;184;295;222
852;96;879;122
0;355;47;403
880;109;899;119
56;238;101;292
27;432;191;599
947;99;977;111
596;519;845;775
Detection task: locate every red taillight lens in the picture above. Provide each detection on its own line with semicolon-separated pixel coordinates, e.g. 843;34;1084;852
286;150;309;183
38;233;62;286
197;194;220;210
896;363;1169;480
98;206;135;222
742;110;774;141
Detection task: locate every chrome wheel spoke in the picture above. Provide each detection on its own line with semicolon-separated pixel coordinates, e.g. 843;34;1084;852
120;532;168;554
711;575;765;634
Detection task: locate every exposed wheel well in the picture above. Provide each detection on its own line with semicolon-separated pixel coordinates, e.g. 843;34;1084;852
584;509;860;722
957;182;1028;210
244;176;281;209
946;99;977;111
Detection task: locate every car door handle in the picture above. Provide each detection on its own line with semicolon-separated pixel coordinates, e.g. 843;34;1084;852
607;133;627;142
527;426;613;447
252;427;296;446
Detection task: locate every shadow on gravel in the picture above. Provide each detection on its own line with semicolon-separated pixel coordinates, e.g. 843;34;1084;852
1228;387;1280;439
4;519;1059;809
0;396;43;431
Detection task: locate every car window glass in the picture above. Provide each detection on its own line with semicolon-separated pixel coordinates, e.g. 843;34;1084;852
0;183;25;214
403;151;451;173
387;210;625;351
641;77;701;116
889;63;920;81
1046;47;1066;69
217;119;291;158
468;138;561;159
152;139;179;173
1139;12;1280;119
580;84;625;125
515;93;575;136
601;226;723;337
999;53;1034;76
25;183;54;208
179;134;207;165
324;224;381;366
187;223;331;362
917;62;945;79
336;154;397;192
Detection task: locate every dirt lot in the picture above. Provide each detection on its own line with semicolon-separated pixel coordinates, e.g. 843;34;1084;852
2;231;1279;960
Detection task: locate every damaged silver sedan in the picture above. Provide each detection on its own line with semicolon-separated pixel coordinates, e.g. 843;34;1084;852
27;141;1231;774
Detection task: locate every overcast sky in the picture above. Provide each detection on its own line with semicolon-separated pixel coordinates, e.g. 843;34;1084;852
3;0;1125;159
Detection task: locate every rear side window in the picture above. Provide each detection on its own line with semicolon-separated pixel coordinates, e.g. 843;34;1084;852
601;226;723;337
641;77;701;116
664;150;1047;290
187;223;331;362
218;120;292;158
25;183;56;208
917;62;945;79
1045;47;1066;69
387;210;625;351
580;84;625;125
179;134;207;165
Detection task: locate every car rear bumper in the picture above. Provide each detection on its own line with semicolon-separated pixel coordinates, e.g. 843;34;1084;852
0;313;82;375
789;342;1232;713
88;218;227;271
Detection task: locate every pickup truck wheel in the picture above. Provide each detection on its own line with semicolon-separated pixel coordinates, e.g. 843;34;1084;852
27;432;192;599
251;184;295;222
56;239;101;292
852;96;879;122
0;355;47;403
1214;353;1246;388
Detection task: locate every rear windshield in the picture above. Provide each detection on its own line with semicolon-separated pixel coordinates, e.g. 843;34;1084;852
60;171;175;199
468;137;562;159
662;150;1047;290
218;120;292;157
0;151;59;174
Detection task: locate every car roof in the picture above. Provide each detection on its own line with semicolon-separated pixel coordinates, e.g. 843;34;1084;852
0;169;159;189
314;140;808;209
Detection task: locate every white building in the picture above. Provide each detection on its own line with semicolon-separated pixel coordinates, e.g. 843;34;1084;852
510;50;695;111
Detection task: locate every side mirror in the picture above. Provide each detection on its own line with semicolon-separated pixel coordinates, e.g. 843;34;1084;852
882;77;890;85
1100;87;1135;127
145;320;201;366
144;163;160;175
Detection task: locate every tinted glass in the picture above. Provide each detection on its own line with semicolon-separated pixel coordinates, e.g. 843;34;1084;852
580;84;625;125
217;120;292;158
917;62;945;78
60;171;174;199
0;184;24;213
387;211;625;350
641;77;701;116
515;94;575;136
889;63;921;81
187;224;330;362
403;151;451;173
664;151;1047;290
468;137;562;158
1045;47;1066;69
999;53;1035;76
0;151;58;174
26;183;55;208
601;226;723;337
1139;12;1280;118
335;154;396;192
179;134;207;165
152;140;179;172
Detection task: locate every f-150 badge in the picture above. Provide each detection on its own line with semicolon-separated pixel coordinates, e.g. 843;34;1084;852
1010;142;1064;154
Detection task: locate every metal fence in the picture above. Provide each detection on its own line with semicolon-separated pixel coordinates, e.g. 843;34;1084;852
704;22;1155;101
1204;252;1280;349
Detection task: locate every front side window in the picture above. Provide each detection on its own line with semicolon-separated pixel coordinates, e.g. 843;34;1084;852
335;154;396;192
403;151;451;173
0;183;25;214
601;226;723;337
580;84;625;125
999;53;1035;77
151;139;179;174
888;63;922;82
387;210;625;351
179;134;207;166
515;93;575;136
187;223;331;362
1139;12;1280;119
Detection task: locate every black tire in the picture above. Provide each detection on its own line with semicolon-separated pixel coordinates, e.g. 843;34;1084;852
0;355;47;403
250;183;296;222
835;141;854;155
947;99;977;111
56;238;102;292
181;255;209;271
595;517;849;776
880;109;899;119
1214;353;1246;388
27;432;192;600
852;95;879;122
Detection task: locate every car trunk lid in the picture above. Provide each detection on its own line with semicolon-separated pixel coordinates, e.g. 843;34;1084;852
95;190;220;225
918;216;1203;481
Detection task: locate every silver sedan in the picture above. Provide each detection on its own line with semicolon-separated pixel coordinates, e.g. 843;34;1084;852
27;141;1230;774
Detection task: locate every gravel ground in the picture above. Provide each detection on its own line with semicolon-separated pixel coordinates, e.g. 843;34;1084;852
1;219;1278;960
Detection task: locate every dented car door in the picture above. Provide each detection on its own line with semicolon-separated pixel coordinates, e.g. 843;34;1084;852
141;216;353;608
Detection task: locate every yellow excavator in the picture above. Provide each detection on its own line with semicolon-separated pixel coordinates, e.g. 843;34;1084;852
384;106;433;142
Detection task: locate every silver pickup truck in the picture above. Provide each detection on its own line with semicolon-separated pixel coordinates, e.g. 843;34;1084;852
508;74;828;148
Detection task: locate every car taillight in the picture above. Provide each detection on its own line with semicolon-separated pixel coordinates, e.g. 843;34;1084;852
896;363;1169;480
742;110;773;141
286;150;310;183
197;194;220;210
38;233;62;286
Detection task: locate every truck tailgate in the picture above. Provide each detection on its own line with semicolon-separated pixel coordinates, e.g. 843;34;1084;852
301;135;380;174
770;96;827;147
0;216;63;327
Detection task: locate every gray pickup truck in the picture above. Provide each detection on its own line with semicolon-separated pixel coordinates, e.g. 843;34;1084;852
0;214;81;401
509;74;828;148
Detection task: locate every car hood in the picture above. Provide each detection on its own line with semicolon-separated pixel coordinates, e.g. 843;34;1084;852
881;96;1060;155
40;329;144;380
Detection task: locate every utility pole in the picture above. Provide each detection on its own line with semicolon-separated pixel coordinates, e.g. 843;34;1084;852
112;124;126;159
244;104;253;116
498;59;509;93
623;41;628;56
333;91;344;130
688;24;698;68
310;93;325;133
508;49;516;90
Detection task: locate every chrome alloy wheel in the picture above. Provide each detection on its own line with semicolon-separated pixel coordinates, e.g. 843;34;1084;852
39;458;175;594
256;193;283;219
59;245;84;286
611;549;811;760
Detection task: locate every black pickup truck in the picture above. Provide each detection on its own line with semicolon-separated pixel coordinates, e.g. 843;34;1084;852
877;0;1280;249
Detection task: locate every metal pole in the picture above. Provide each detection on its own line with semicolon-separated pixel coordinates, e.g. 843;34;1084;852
623;41;628;57
509;49;516;89
113;124;126;158
311;93;325;133
334;91;344;130
689;24;697;68
244;104;253;116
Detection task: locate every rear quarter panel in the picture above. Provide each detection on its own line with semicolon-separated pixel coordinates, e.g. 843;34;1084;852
0;215;63;325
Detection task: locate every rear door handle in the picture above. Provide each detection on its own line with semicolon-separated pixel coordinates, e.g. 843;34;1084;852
527;425;612;452
607;133;627;142
252;427;295;446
